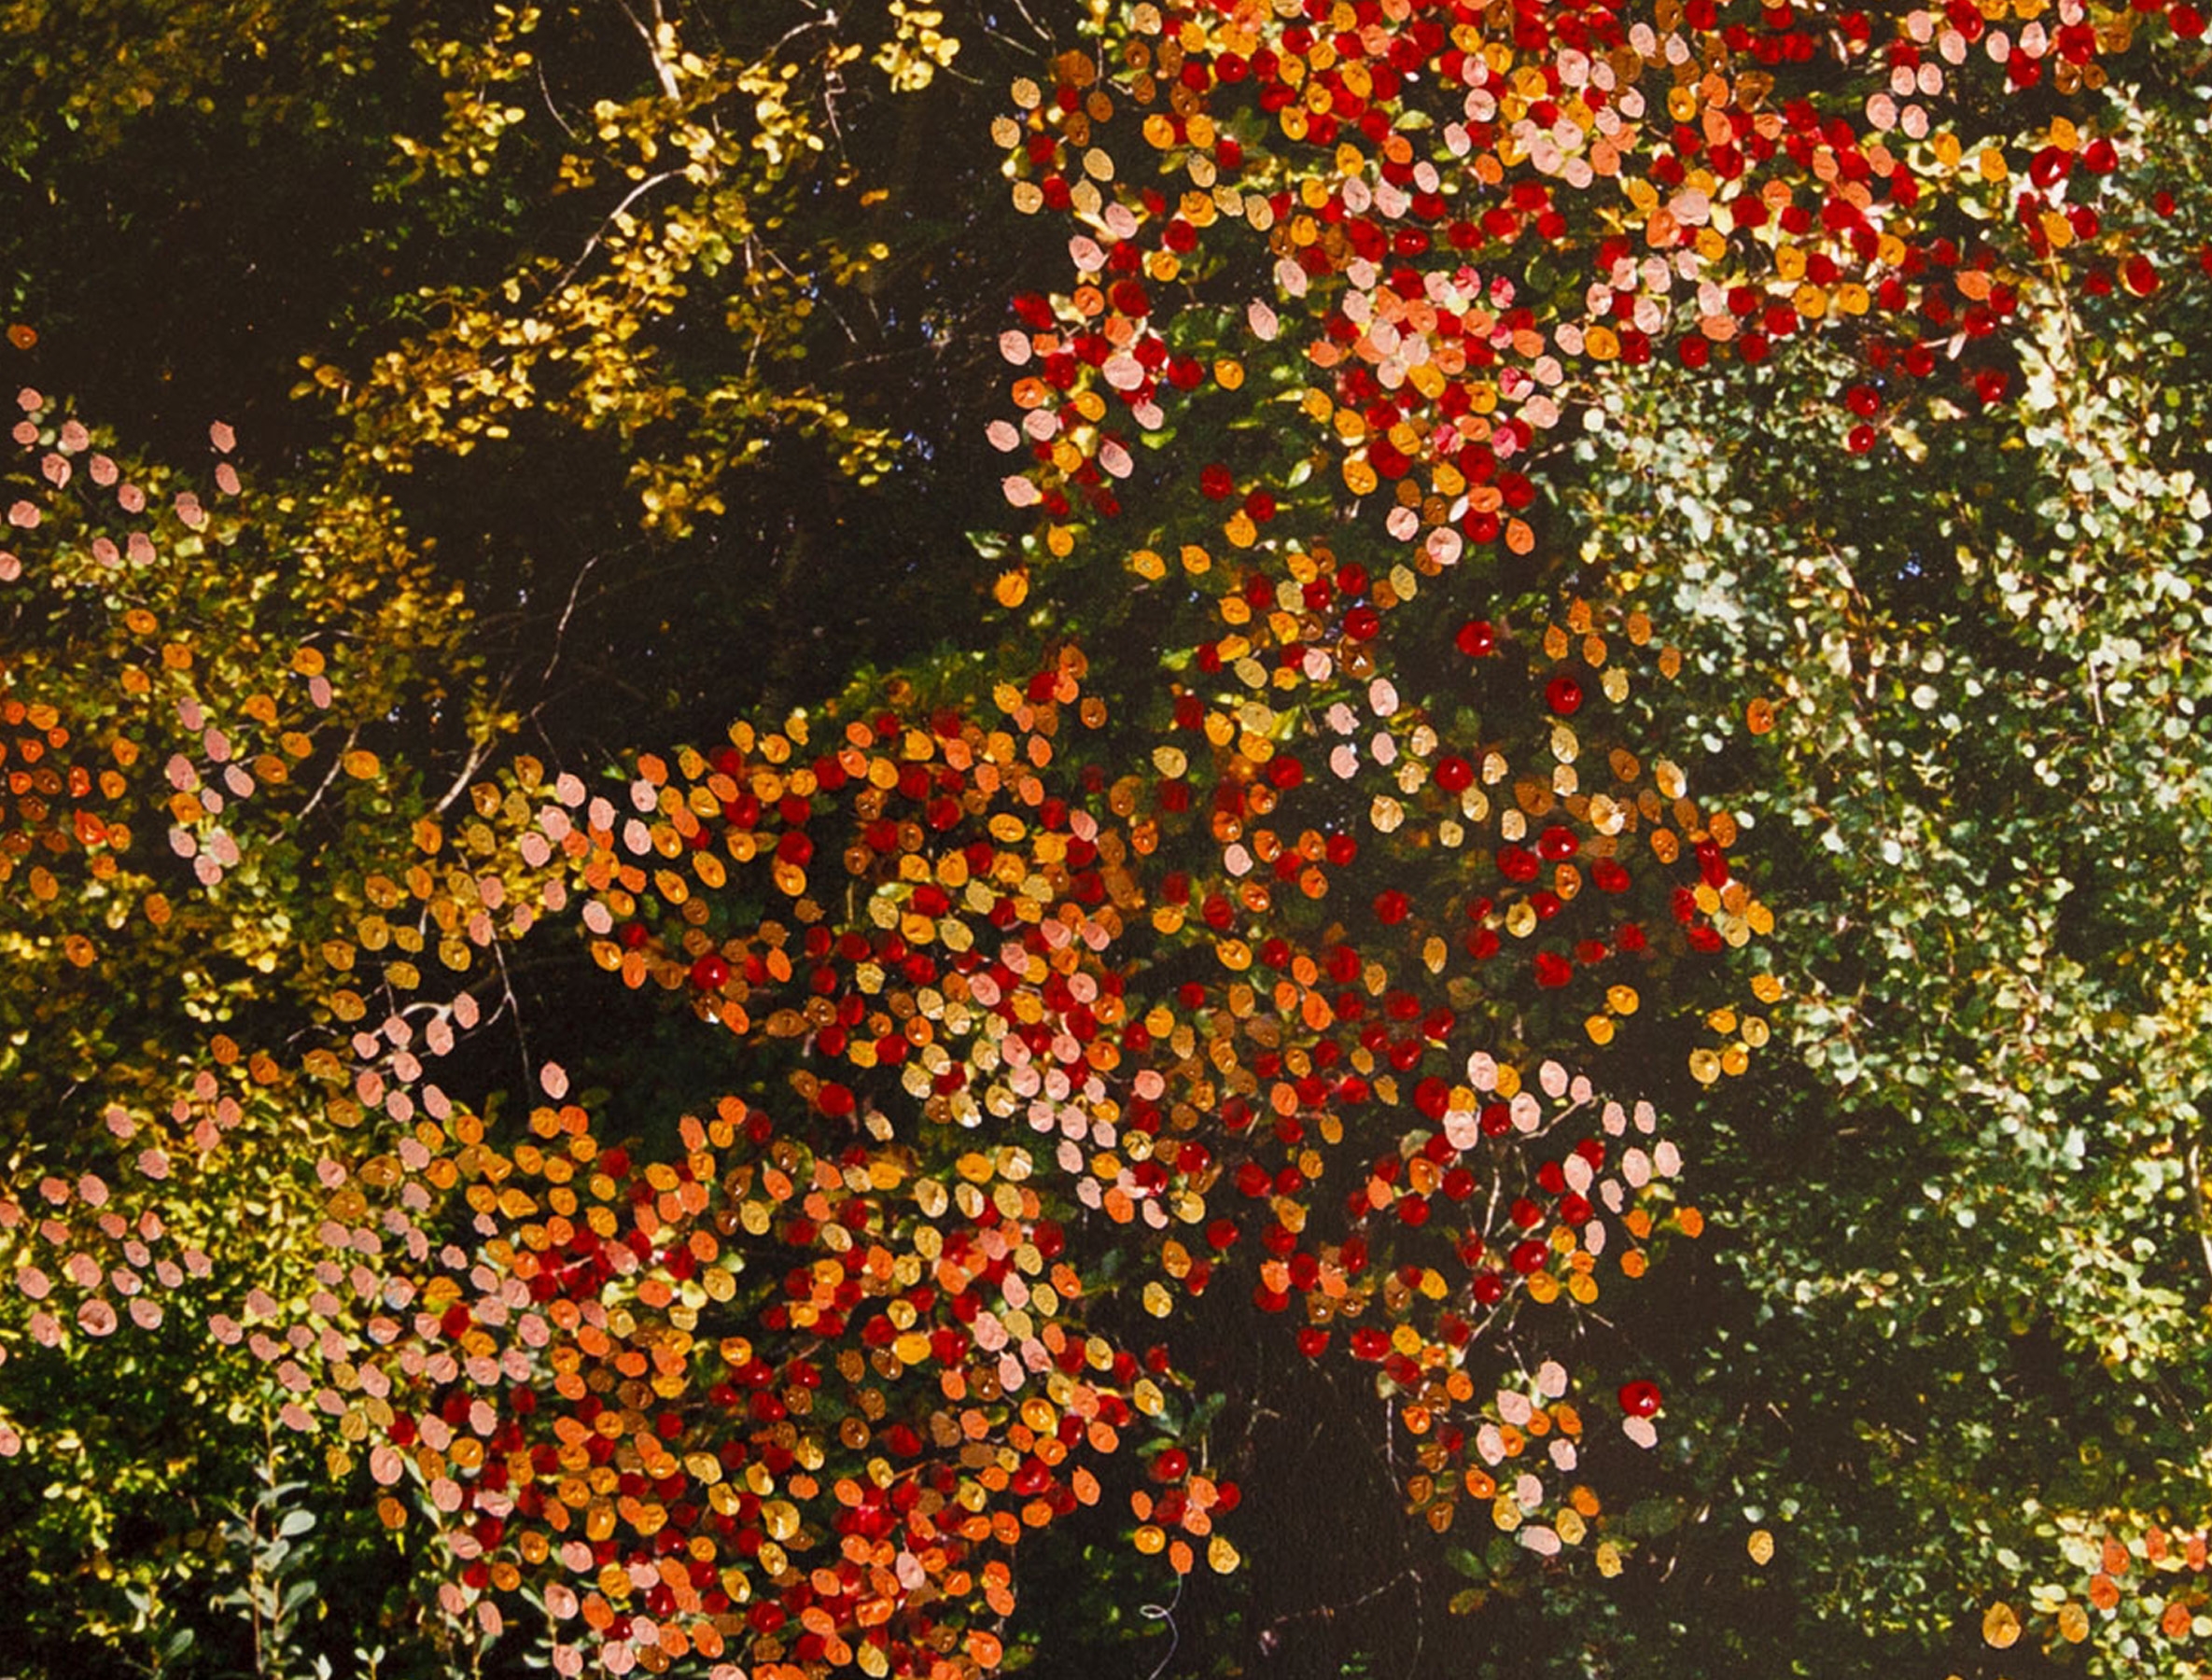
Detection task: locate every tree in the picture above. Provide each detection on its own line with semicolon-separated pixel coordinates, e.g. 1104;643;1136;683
1573;157;2212;1675
0;0;1031;1666
5;0;2212;1676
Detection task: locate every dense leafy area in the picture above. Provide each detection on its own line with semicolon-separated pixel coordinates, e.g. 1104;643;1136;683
2;1;2211;1677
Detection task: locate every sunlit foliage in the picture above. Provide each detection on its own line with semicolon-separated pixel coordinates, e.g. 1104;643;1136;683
4;0;2212;1675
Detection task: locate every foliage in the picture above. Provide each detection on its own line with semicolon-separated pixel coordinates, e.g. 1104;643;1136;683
3;0;2212;1676
301;0;938;538
0;0;1047;771
1577;205;2212;1671
0;340;493;1674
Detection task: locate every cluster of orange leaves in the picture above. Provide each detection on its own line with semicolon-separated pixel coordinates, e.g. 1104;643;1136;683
0;212;1779;1680
1985;1520;2212;1662
175;557;1775;1680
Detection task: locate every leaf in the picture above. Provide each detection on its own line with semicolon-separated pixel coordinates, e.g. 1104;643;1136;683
1982;1602;2022;1650
1445;1546;1487;1580
1626;1498;1683;1538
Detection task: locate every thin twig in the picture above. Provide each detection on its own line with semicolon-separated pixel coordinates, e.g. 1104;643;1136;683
291;726;360;828
433;672;516;814
540;553;602;687
554;169;687;293
1263;1567;1421;1633
1140;1570;1184;1680
432;737;496;817
1004;0;1053;45
535;59;581;141
1403;1554;1425;1680
749;234;865;345
762;12;838;61
489;939;534;1091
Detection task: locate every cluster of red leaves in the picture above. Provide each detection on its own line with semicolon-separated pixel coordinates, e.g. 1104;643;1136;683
993;0;2205;556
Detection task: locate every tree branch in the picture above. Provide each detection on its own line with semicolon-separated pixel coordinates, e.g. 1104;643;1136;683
554;169;687;293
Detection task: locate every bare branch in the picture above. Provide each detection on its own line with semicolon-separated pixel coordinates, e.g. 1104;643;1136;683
619;0;682;100
488;938;535;1093
2190;1136;2212;1293
535;58;581;142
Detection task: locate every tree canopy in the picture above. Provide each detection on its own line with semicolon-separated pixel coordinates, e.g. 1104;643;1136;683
3;2;2212;1678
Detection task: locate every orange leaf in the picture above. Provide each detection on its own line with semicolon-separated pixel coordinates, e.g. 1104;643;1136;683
1981;1602;2022;1650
